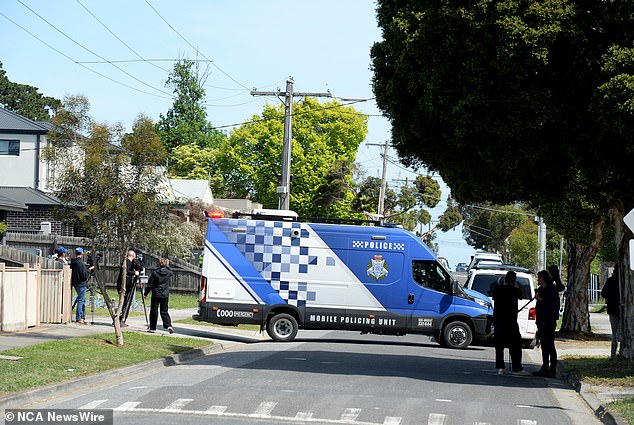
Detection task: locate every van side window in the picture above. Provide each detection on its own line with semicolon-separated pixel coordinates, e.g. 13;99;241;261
412;260;451;294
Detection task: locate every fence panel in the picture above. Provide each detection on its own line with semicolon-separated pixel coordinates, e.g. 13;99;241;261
39;266;72;324
0;264;39;331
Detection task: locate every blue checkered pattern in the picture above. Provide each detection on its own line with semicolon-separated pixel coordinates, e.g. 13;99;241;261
219;219;326;307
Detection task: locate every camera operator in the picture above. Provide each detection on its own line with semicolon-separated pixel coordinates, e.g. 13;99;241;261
117;249;143;326
71;248;94;324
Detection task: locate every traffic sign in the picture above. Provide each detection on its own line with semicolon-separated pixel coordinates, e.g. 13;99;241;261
625;208;634;233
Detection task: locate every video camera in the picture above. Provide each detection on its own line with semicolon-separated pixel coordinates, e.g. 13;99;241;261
86;250;103;270
131;255;144;272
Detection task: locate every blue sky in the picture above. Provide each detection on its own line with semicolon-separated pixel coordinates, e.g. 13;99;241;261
0;0;475;267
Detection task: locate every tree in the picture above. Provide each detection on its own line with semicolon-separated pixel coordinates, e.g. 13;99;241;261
371;1;634;349
157;59;227;153
462;204;530;257
219;98;368;217
0;61;61;120
48;96;167;346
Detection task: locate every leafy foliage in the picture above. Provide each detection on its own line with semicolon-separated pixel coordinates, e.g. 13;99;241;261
156;59;227;153
0;61;61;120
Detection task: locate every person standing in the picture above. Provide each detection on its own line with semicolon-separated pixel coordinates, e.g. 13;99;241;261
532;270;560;377
601;266;621;360
54;246;69;265
70;247;93;324
492;270;525;375
144;257;174;334
117;250;140;326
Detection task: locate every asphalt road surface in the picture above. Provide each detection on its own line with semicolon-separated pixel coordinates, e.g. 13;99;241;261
17;329;601;425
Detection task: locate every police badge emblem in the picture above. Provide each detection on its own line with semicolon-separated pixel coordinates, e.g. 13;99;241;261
367;254;389;281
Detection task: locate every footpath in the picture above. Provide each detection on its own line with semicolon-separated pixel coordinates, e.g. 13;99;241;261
0;310;631;424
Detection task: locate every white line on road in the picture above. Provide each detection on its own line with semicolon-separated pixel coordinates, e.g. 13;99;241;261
518;420;537;425
161;398;194;412
341;408;361;422
435;399;452;403
383;417;402;425
250;401;278;417
78;400;107;409
428;413;447;425
295;411;314;420
113;402;140;412
206;405;228;414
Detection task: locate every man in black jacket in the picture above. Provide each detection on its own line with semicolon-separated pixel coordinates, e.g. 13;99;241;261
532;270;561;377
71;248;94;324
117;250;141;325
601;267;621;360
144;257;174;334
492;270;525;375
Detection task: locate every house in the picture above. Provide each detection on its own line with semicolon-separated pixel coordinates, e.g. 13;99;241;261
0;107;51;190
169;179;214;206
0;108;69;237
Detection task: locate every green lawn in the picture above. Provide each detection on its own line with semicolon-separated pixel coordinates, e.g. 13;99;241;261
85;291;198;316
0;332;209;397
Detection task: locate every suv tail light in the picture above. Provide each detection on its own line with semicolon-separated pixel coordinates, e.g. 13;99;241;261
528;307;536;320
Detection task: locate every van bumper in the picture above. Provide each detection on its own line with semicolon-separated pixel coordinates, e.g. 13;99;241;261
473;314;494;339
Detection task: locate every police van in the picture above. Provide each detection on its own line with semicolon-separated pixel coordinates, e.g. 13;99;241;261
194;210;493;349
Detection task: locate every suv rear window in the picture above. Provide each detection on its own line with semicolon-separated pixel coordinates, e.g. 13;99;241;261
471;274;532;299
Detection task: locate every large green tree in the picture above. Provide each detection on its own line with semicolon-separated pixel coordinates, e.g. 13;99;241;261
371;0;634;349
48;96;167;346
0;61;61;120
157;59;226;153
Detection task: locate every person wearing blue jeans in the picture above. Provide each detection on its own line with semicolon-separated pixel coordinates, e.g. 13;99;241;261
71;248;93;324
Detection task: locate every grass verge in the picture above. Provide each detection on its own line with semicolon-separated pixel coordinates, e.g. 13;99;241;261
175;317;261;332
85;291;197;317
0;332;209;397
563;356;634;424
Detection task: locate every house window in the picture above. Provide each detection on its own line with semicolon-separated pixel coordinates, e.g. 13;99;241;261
0;140;20;156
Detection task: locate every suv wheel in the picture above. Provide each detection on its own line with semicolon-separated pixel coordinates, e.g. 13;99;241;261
442;321;472;349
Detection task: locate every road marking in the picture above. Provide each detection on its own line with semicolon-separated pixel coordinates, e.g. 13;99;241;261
78;400;107;409
250;401;277;417
340;408;361;422
113;402;140;411
428;413;447;425
435;399;452;403
473;422;490;425
162;398;194;412
383;417;402;425
206;405;228;415
295;411;314;420
285;357;307;361
129;386;148;390
518;421;537;425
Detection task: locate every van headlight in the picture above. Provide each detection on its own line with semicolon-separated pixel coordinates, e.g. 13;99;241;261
473;297;492;309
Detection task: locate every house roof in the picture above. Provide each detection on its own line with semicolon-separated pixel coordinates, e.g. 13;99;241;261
0;193;26;211
0;107;49;134
0;186;61;207
169;179;214;205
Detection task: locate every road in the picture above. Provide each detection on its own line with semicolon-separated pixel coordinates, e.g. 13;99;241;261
15;330;601;425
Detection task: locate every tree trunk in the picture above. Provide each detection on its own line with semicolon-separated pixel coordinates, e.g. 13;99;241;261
611;204;634;360
560;217;604;334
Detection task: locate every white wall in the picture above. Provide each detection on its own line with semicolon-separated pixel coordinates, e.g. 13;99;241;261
0;132;47;189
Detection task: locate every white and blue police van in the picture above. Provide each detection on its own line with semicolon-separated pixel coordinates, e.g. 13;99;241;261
194;210;493;349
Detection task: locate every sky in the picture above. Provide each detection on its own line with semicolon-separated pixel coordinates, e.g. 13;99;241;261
0;0;475;268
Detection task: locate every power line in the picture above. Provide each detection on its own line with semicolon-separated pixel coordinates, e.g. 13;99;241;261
0;11;170;99
464;204;534;216
16;0;174;98
144;0;249;90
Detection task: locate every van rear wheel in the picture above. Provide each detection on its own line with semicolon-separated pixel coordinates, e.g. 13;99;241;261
442;321;472;349
267;313;298;342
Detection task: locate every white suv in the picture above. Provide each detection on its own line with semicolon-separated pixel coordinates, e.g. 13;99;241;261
463;264;537;348
468;252;503;270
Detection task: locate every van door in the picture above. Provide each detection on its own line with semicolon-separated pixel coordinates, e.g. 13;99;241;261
408;260;454;332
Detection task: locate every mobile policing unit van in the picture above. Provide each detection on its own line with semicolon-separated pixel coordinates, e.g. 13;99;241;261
194;210;493;349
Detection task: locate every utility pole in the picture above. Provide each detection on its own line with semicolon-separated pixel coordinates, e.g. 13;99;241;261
251;77;331;210
536;216;547;271
367;142;390;216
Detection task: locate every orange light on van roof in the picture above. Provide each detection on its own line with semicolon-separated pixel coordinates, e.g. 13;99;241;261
209;211;224;219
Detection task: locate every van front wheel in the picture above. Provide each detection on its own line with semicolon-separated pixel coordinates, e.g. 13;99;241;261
267;313;298;342
442;321;472;349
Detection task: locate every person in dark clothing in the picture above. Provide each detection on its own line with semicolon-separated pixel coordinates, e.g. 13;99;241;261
144;257;174;334
70;247;94;324
117;250;140;326
492;270;525;375
532;270;560;377
601;267;621;359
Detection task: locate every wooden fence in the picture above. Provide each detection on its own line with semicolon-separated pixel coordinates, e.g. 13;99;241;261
3;232;202;293
0;262;72;331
